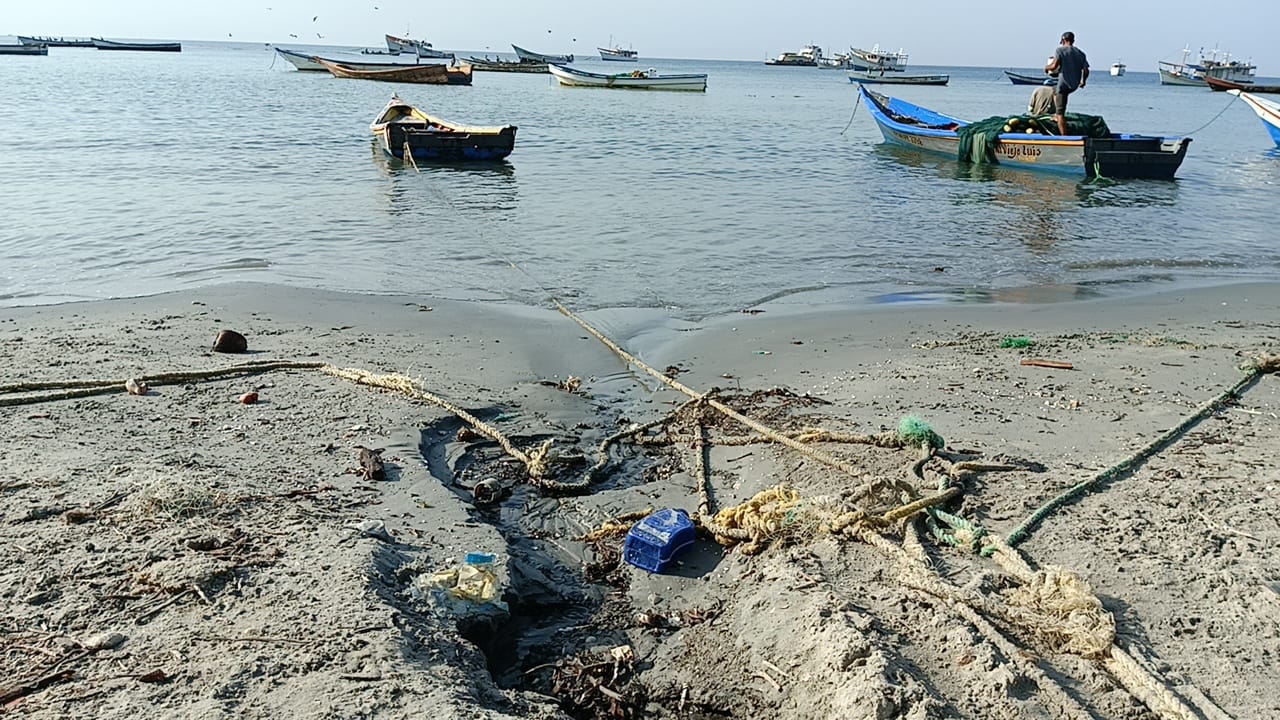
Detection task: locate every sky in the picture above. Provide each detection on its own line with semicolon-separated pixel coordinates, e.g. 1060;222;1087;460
5;0;1279;72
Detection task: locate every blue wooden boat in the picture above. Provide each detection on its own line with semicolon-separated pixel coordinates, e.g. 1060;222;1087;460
1005;70;1054;86
858;85;1191;179
1227;90;1280;146
370;95;516;162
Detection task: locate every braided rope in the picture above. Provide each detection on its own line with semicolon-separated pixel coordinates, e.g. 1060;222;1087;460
0;361;326;407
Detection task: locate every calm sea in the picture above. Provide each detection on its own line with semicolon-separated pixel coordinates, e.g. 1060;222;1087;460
1;41;1276;317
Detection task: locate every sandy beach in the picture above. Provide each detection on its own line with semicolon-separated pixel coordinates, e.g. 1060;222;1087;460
2;281;1277;719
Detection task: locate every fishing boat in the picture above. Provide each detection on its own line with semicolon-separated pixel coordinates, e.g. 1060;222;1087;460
848;45;908;72
1227;90;1280;146
1207;77;1280;94
512;44;572;63
765;45;820;67
17;35;92;47
465;56;548;73
1158;46;1255;86
370;94;516;162
317;58;473;85
384;33;454;59
599;45;638;62
1110;61;1126;77
1004;70;1054;86
817;51;852;69
274;47;443;72
92;38;181;52
0;43;48;56
849;70;948;86
857;85;1191;179
548;64;706;91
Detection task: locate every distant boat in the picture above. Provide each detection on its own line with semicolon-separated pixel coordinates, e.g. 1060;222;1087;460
17;35;92;47
92;37;181;52
817;51;851;69
511;44;572;63
857;84;1192;179
274;47;441;72
765;45;820;67
1110;61;1126;77
548;64;706;91
465;56;548;73
0;43;48;56
1227;89;1280;146
1159;46;1256;86
1005;70;1054;86
370;94;516;162
849;70;948;86
384;33;454;59
1206;76;1280;94
848;45;908;72
599;45;638;62
316;57;473;85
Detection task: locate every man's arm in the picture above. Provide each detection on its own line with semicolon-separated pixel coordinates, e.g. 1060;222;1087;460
1081;66;1089;87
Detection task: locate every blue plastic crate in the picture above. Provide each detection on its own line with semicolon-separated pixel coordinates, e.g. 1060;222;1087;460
624;508;696;573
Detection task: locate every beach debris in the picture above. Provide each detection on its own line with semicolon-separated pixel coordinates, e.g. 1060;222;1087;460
898;415;945;449
124;378;149;395
472;477;502;505
999;336;1034;348
548;645;642;719
423;555;504;606
345;519;395;544
623;508;696;573
1020;358;1074;370
82;632;127;651
353;446;386;481
212;329;248;353
238;391;259;404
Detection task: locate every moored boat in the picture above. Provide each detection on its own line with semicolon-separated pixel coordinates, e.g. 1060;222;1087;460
0;43;48;56
848;45;908;72
857;85;1191;179
1207;76;1280;94
92;37;182;52
548;64;706;91
765;45;820;67
465;56;548;73
599;45;638;62
18;35;92;47
370;94;516;162
1005;70;1053;86
1110;61;1126;77
1227;89;1280;146
1159;46;1255;86
384;33;454;59
850;70;948;86
274;47;445;72
512;44;572;63
317;58;473;85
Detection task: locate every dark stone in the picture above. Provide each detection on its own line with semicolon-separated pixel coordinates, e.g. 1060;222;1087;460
213;329;248;353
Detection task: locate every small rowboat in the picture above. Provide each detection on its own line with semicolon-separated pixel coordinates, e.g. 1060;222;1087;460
1227;90;1280;146
512;44;572;63
0;43;48;56
464;56;548;73
849;70;949;86
548;64;706;91
1207;77;1280;94
1004;70;1053;86
92;37;181;52
275;47;443;72
317;58;473;85
858;85;1191;179
370;95;516;162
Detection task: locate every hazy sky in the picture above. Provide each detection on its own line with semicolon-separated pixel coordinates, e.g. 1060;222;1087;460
5;0;1278;71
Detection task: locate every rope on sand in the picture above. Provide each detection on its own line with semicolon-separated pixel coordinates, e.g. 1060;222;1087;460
0;361;326;407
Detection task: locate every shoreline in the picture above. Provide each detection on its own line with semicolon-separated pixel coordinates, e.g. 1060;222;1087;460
2;281;1277;718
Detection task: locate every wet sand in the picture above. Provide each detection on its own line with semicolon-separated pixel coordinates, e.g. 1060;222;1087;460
2;281;1277;718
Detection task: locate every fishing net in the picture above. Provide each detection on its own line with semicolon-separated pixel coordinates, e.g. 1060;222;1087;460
957;113;1111;164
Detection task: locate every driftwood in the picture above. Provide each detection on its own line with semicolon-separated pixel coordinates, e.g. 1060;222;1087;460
1020;358;1074;370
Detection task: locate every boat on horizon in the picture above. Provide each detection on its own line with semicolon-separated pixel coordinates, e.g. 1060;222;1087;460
384;33;454;59
92;37;181;52
17;35;92;47
274;47;445;72
0;43;49;56
765;45;820;67
857;85;1191;179
599;44;638;62
1206;76;1280;94
1227;89;1280;146
1158;46;1255;86
512;44;572;64
370;94;516;162
848;45;908;72
465;55;548;73
316;57;472;85
850;69;948;86
548;64;706;91
1110;61;1126;77
1005;69;1054;86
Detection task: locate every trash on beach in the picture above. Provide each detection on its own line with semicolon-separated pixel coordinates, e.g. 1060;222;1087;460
999;336;1034;348
423;553;506;608
623;508;696;573
1020;358;1074;370
125;378;149;396
212;329;248;353
344;519;395;543
238;391;259;404
472;478;502;505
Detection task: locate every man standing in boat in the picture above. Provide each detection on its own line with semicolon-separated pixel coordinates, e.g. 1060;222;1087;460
1044;31;1089;135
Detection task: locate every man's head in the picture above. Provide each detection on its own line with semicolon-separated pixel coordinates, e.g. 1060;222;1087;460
1061;31;1075;44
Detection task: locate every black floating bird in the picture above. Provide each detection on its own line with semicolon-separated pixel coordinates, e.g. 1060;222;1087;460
313;15;318;21
316;32;324;38
289;33;297;38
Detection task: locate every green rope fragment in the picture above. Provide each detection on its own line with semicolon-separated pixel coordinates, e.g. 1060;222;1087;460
898;415;944;450
999;337;1034;349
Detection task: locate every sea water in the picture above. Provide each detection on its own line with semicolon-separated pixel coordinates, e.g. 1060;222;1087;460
1;41;1276;317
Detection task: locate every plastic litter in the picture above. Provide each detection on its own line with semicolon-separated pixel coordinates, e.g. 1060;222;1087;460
624;508;696;573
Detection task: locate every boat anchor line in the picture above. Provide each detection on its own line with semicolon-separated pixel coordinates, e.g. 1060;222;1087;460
840;90;863;135
1178;94;1244;137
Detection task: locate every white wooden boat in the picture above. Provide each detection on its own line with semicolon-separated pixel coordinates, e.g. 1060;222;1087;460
1227;89;1280;146
384;33;454;59
598;45;638;62
512;44;572;63
1110;61;1126;77
274;47;444;72
849;70;948;86
848;45;908;72
92;37;181;52
548;64;706;91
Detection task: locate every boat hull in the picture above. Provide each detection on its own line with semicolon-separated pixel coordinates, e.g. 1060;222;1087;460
1228;90;1280;146
599;47;638;62
18;36;92;47
1207;77;1280;94
370;97;516;162
858;85;1190;179
511;44;571;63
318;58;472;85
849;71;948;86
0;44;48;55
466;57;548;73
1005;70;1053;86
92;38;181;52
548;64;706;91
274;47;445;72
1158;66;1206;86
